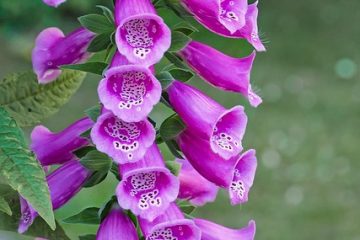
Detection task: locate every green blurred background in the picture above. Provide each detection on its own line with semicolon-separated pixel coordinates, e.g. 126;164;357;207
1;0;359;239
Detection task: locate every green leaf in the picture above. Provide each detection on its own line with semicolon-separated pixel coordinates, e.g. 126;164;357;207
63;207;100;225
160;114;186;141
109;162;121;181
61;62;108;76
78;14;114;34
165;140;184;159
0;70;85;127
0;230;33;240
165;160;181;176
0;107;55;230
169;31;191;52
96;5;114;23
169;68;194;82
83;171;108;188
0;197;12;216
165;52;188;70
74;146;97;159
80;151;112;172
79;234;97;240
88;33;113;53
178;201;196;214
173;21;198;36
156;71;175;89
99;195;117;221
85;104;102;122
164;0;193;19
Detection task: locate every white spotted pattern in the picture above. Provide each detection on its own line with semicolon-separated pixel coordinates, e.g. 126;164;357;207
148;227;178;240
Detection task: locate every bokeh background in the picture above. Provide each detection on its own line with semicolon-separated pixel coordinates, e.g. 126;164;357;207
1;0;359;239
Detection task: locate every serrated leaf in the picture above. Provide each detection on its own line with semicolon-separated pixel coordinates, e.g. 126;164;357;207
0;197;12;216
83;171;108;188
79;234;97;240
160;114;186;141
78;14;114;34
0;70;85;127
0;107;55;229
80;151;111;172
96;5;114;23
169;31;191;52
169;69;194;82
85;104;102;122
61;62;108;76
88;33;112;53
156;71;175;89
165;160;181;176
63;207;100;225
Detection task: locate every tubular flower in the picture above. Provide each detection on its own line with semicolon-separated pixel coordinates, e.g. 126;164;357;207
194;218;256;240
180;0;265;51
114;0;171;66
179;41;262;107
139;203;201;240
96;208;138;240
32;27;95;84
42;0;66;7
18;160;90;233
177;158;219;206
167;80;247;160
116;144;179;221
178;131;257;205
98;52;162;122
31;117;93;166
91;109;155;163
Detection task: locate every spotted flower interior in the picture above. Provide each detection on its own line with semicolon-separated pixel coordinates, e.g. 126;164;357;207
148;221;200;240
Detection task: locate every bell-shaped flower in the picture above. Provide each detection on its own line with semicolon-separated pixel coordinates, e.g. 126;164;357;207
194;218;256;240
167;80;247;160
18;160;90;233
91;109;155;163
32;27;95;84
178;131;257;205
116;144;179;221
42;0;66;7
180;0;265;51
139;203;201;240
96;208;138;240
31;117;93;166
179;41;262;107
114;0;171;66
177;158;219;206
98;52;161;122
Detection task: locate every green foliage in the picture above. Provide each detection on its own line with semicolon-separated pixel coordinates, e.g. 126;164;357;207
96;5;114;23
0;107;55;230
85;104;102;122
0;70;86;127
165;160;181;176
63;207;100;225
156;71;175;89
87;33;113;53
169;31;192;52
178;201;196;215
160;114;186;141
173;21;198;36
78;14;114;34
169;68;194;82
61;62;108;76
0;197;12;216
79;234;96;240
80;151;112;172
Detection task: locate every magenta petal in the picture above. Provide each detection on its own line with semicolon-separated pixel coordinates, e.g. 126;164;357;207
177;158;219;206
98;55;161;122
229;149;257;205
194;219;256;240
42;0;66;7
116;145;179;221
168;81;247;159
91;110;155;164
18;160;90;233
180;41;261;107
96;209;138;240
31;117;93;166
32;27;95;84
114;0;171;66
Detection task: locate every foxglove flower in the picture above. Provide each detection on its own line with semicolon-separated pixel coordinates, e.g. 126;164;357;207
178;131;257;205
42;0;66;7
31;117;93;166
98;52;161;122
167;80;247;160
194;218;256;240
181;0;265;51
96;208;138;240
32;27;95;83
139;203;201;240
91;110;155;163
116;144;179;221
114;0;171;66
18;160;90;233
177;158;219;206
179;41;262;107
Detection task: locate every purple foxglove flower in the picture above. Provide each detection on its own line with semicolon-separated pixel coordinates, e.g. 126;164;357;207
98;52;161;122
139;203;201;240
32;27;95;84
114;0;171;66
18;160;90;233
177;158;219;206
116;144;179;221
179;41;262;107
181;1;265;51
31;117;93;166
96;208;138;240
178;131;257;205
194;218;256;240
167;80;247;160
42;0;66;7
91;109;155;163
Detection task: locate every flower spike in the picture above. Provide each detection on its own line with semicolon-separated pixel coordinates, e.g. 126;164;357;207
42;0;66;7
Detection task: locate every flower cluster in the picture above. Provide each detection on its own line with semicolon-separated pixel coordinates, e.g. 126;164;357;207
21;0;266;239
